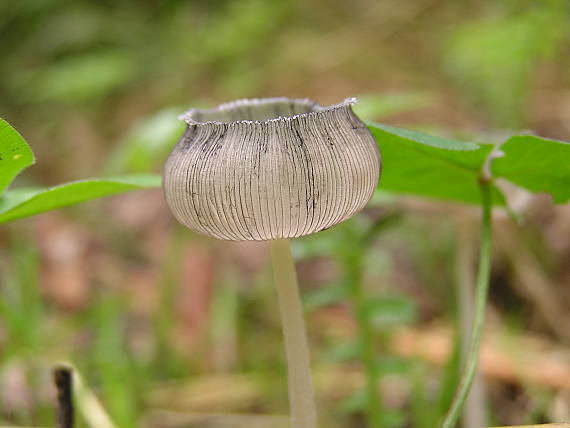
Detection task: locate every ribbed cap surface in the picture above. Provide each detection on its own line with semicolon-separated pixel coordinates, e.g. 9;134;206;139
163;98;381;241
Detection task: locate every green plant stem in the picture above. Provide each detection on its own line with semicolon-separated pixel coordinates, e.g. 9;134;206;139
346;252;383;428
455;218;487;428
270;238;318;428
440;180;493;428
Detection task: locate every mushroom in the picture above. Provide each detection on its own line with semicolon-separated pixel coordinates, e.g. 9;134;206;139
163;97;381;428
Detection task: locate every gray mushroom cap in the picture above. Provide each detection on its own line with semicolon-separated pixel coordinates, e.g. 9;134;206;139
163;97;381;241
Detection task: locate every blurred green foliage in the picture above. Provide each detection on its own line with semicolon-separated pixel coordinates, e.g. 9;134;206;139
1;0;570;427
105;108;185;174
0;0;294;111
444;0;570;127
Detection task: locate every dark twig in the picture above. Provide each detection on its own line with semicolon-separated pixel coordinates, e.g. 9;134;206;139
54;366;74;428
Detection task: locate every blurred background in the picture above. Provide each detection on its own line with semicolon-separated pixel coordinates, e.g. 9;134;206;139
1;0;570;427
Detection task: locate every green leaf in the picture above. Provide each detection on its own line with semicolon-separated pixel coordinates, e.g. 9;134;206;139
0;174;161;224
368;123;504;204
371;123;481;152
0;119;35;195
493;135;570;204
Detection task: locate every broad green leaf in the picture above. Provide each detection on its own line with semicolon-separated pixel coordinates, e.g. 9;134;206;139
0;174;161;224
371;123;481;152
368;123;504;204
493;135;570;204
0;119;35;195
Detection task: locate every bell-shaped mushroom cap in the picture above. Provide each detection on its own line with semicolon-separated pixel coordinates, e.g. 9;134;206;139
163;97;381;241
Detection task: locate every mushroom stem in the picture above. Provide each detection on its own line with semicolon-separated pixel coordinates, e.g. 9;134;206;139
440;180;493;428
270;238;318;428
